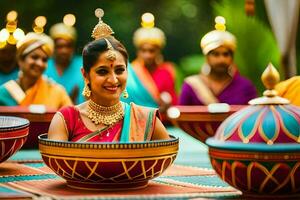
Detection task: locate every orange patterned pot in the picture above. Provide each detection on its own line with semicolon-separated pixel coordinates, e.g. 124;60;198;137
207;144;300;198
168;105;244;143
39;134;179;190
0;116;29;163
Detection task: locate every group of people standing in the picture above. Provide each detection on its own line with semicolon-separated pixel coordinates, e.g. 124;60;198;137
0;11;260;110
0;9;299;143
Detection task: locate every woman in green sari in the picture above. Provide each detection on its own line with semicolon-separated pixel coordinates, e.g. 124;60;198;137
48;9;170;142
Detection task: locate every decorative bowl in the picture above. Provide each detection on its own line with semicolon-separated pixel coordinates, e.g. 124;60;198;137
0;106;55;149
206;64;300;198
207;139;300;198
167;105;244;143
38;134;179;190
0;116;30;163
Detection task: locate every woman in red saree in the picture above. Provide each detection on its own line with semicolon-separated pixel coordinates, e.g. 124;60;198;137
47;9;170;142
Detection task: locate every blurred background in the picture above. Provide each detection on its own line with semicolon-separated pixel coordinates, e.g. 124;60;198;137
0;0;299;93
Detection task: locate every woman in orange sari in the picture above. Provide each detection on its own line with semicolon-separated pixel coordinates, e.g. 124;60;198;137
0;32;72;109
47;9;170;142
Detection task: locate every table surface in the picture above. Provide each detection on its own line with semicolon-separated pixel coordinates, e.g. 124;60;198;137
1;127;241;200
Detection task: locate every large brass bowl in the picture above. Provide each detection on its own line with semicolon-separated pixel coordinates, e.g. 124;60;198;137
39;134;179;190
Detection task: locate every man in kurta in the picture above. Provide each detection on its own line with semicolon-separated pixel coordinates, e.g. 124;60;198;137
179;16;257;105
130;13;177;109
45;21;84;104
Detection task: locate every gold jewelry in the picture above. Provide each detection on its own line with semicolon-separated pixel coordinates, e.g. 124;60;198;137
82;83;91;97
91;8;114;40
87;100;124;125
103;38;116;61
91;8;116;61
201;63;211;75
122;89;129;99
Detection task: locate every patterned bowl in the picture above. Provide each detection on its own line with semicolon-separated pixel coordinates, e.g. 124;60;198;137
206;64;300;198
167;105;244;143
207;139;300;198
0;106;55;149
38;134;179;191
0;116;30;163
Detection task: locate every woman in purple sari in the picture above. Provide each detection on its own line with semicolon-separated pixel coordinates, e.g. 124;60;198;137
179;16;257;105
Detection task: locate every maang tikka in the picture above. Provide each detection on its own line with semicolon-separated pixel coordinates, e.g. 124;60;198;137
92;8;116;61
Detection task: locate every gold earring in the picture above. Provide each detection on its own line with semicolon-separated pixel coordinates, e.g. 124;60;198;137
227;65;234;77
201;63;211;75
122;89;129;99
82;83;91;97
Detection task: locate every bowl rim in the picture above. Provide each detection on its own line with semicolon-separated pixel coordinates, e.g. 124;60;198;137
0;116;30;131
206;138;300;152
38;133;179;149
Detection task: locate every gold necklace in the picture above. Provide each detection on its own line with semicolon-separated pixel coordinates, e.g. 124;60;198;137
87;100;124;126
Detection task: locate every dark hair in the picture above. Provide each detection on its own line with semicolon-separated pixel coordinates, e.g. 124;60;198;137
82;36;128;72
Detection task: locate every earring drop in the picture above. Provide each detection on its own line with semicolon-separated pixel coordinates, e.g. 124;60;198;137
122;89;129;99
82;83;91;97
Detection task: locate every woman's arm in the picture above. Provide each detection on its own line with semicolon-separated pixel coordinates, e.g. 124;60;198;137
151;117;170;140
48;112;69;141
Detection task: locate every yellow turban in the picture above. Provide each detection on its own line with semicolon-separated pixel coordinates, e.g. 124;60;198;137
133;13;166;48
16;32;54;59
200;16;236;55
49;23;77;41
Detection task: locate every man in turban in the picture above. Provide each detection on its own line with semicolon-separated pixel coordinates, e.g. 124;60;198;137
179;16;257;105
45;22;84;104
130;13;177;110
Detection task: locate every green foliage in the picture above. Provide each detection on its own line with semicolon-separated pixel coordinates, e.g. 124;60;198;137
0;0;214;64
213;0;281;94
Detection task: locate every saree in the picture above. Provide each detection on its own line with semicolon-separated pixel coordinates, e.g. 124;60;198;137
131;59;177;105
275;76;300;106
45;56;84;104
58;102;158;142
179;73;257;105
0;68;18;85
120;63;158;108
0;76;72;109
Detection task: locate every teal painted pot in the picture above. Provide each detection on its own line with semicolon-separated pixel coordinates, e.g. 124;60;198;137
214;104;300;144
206;64;300;198
206;104;300;197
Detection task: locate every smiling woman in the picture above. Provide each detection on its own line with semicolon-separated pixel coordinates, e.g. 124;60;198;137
0;32;72;109
47;8;170;143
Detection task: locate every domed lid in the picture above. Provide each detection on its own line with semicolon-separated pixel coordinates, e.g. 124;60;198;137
209;64;300;146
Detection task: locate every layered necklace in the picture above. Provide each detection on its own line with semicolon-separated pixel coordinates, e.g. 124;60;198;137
87;100;124;126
